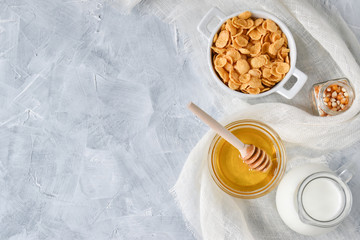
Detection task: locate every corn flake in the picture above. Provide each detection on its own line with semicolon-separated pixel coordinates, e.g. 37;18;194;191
238;11;251;20
245;19;254;29
248;69;262;78
239;48;250;54
211;47;226;54
250;56;266;68
214;55;227;67
247;87;261;94
249;29;261;40
215;66;229;83
235;35;248;47
229;69;241;84
228;80;241;90
255;18;264;27
225;19;237;36
215;30;230;48
235;59;250;74
226;48;241;62
224;62;234;72
239;73;251;83
264;19;278;32
234;18;248;28
276;62;290;74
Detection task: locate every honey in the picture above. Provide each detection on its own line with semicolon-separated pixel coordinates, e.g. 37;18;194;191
208;120;285;198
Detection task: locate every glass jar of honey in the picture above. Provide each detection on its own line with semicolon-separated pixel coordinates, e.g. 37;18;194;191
207;119;286;199
311;78;354;117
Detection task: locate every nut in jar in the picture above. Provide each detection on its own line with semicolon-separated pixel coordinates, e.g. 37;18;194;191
311;78;354;116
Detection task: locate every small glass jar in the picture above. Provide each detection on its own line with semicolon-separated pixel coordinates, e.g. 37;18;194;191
311;78;354;117
208;119;286;199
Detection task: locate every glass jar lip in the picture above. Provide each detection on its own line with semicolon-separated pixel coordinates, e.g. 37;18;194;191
207;119;287;198
318;79;355;115
297;172;353;228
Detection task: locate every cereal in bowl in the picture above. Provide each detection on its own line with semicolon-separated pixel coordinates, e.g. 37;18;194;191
211;11;290;94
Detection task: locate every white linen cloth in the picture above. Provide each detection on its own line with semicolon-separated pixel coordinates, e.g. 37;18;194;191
117;0;360;239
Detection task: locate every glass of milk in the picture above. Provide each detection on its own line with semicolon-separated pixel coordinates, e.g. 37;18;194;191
276;163;353;236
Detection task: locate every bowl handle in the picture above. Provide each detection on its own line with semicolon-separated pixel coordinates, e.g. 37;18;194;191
276;68;308;99
197;7;226;40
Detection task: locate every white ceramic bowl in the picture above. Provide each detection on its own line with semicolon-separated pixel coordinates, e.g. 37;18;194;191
198;7;308;99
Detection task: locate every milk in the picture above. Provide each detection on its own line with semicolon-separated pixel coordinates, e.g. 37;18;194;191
302;177;344;221
276;163;352;236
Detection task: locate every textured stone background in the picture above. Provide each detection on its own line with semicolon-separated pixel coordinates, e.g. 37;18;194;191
0;0;359;239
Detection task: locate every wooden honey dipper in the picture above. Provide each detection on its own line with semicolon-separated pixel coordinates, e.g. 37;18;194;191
188;102;272;172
